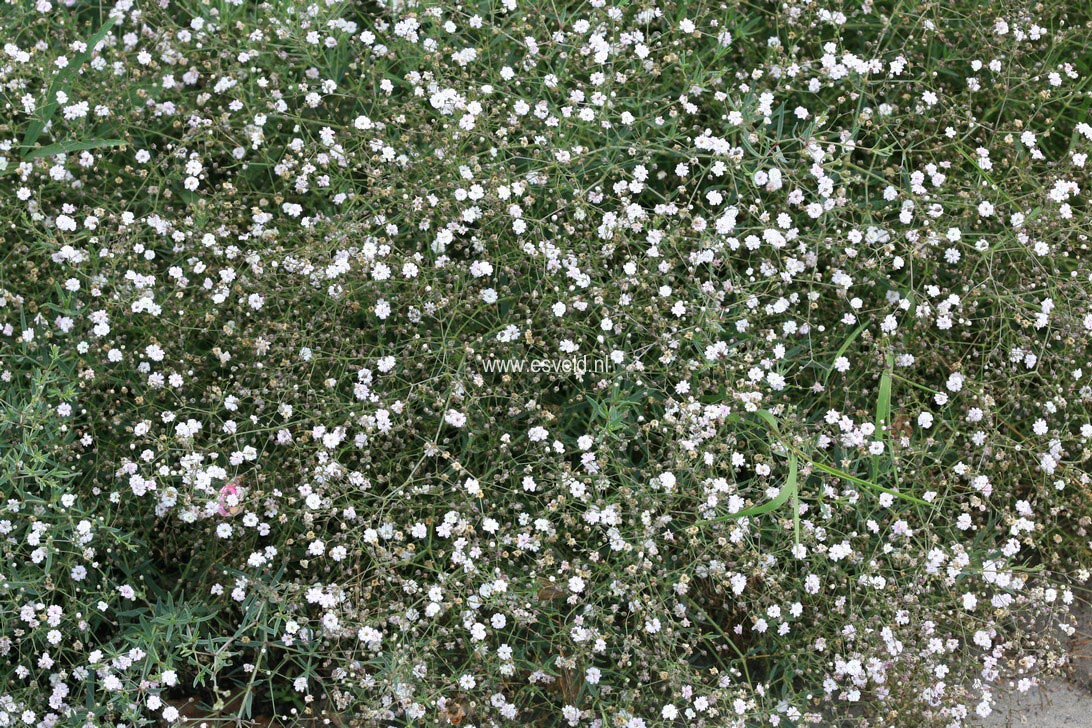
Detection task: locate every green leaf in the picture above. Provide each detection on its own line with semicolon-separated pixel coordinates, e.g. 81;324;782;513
825;322;868;384
705;452;798;522
22;15;117;151
807;458;929;505
875;351;894;431
25;138;125;159
872;350;894;480
754;409;781;436
792;484;801;545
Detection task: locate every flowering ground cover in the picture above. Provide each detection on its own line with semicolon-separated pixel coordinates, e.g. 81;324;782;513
2;0;1091;725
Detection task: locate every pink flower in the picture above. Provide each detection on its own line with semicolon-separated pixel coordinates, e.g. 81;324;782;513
218;477;245;517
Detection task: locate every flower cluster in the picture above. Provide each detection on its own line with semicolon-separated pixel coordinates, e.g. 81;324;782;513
1;0;1090;726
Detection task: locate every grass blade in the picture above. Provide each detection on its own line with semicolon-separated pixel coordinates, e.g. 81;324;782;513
876;352;894;431
704;453;798;522
26;138;125;159
824;321;868;383
872;350;894;480
806;457;928;505
22;16;116;151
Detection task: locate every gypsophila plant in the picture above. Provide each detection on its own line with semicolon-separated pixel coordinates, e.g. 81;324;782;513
1;0;1091;725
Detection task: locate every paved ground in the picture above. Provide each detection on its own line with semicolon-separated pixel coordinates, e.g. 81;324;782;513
976;601;1092;727
977;680;1092;727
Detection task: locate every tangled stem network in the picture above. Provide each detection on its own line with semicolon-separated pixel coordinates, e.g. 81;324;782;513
1;0;1091;726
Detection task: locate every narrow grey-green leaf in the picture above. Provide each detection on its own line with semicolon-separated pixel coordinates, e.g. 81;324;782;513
25;138;125;159
705;452;798;522
22;16;117;151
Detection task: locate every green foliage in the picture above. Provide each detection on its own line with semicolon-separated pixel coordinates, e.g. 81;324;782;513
1;0;1090;725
